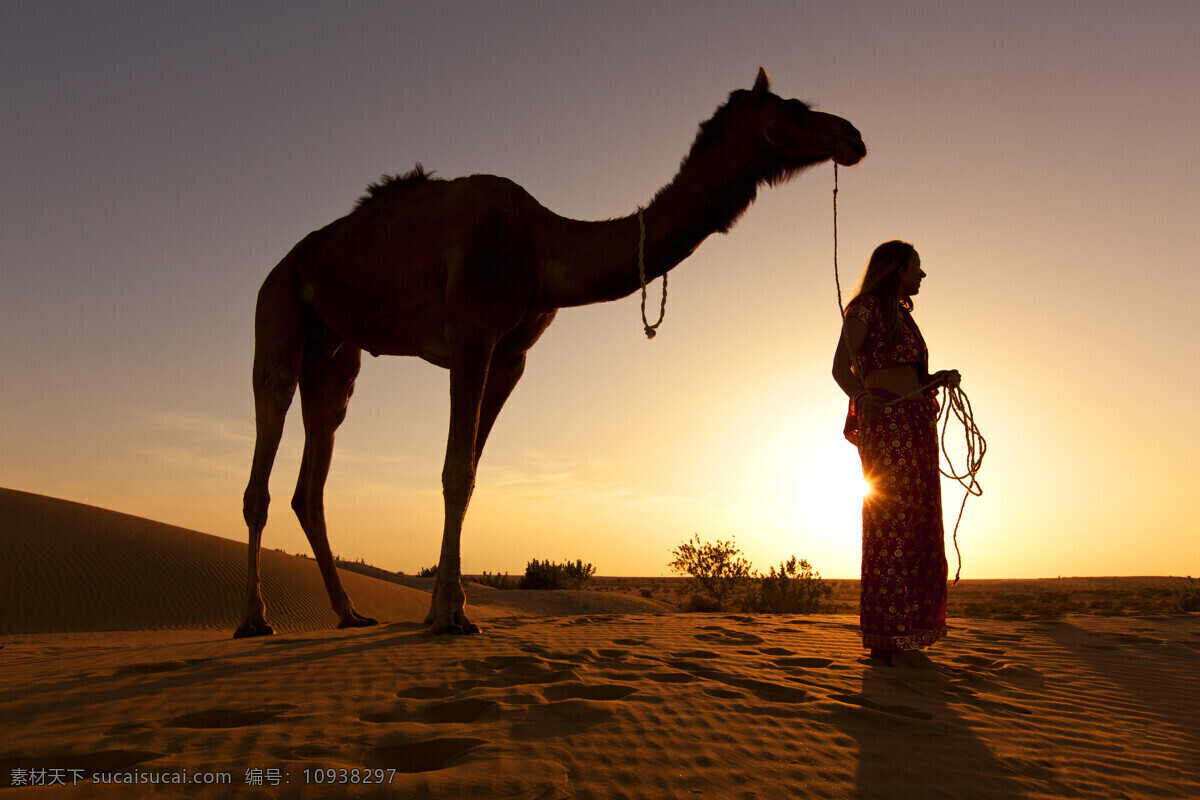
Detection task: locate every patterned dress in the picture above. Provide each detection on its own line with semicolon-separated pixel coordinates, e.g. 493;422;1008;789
843;295;947;651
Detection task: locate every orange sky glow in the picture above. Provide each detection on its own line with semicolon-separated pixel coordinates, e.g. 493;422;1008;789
2;2;1197;579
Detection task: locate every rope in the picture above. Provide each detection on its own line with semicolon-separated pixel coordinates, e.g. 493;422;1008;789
937;383;986;583
832;163;985;584
637;206;668;339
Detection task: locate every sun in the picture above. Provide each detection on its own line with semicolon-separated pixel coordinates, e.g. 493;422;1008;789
738;426;870;540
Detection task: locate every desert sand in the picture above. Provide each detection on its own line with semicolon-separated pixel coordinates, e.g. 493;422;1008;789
2;487;1197;798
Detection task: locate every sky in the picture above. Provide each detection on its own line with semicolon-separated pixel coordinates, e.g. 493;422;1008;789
2;1;1197;580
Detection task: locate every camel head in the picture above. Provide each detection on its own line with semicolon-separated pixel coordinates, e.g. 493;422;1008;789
706;68;867;187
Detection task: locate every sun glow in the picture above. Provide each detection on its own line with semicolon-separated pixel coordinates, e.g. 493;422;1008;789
737;420;869;548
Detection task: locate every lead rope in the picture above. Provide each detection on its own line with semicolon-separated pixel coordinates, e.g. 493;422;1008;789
638;206;668;338
833;164;985;584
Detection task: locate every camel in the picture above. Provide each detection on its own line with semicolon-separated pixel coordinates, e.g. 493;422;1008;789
236;68;866;638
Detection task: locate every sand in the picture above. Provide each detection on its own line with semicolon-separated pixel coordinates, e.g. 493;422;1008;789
2;487;1198;798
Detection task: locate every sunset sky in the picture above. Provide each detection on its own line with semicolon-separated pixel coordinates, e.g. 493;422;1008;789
2;1;1197;580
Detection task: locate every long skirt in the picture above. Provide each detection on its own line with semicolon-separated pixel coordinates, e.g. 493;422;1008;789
845;391;947;651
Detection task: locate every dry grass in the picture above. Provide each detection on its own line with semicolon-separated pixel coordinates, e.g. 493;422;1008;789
583;575;1198;618
325;561;1197;619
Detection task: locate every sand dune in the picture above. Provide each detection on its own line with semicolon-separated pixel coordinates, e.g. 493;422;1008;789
2;487;1198;798
0;487;435;635
0;488;668;636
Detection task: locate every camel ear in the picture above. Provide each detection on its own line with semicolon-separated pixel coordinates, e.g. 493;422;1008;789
752;67;771;98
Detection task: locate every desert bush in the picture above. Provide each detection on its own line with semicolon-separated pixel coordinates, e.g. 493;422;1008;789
1175;577;1200;612
518;559;596;590
475;571;517;590
669;534;754;612
745;556;832;614
417;564;438;577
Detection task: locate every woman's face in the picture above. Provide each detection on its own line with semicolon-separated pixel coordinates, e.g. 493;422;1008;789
898;251;926;296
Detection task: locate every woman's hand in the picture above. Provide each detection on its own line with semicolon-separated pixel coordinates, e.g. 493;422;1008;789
933;369;961;389
857;393;884;420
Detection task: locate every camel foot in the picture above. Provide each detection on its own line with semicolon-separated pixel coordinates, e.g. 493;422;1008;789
233;620;276;639
337;613;379;630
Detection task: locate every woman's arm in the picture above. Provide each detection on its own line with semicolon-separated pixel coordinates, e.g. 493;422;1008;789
832;317;880;419
832;317;865;396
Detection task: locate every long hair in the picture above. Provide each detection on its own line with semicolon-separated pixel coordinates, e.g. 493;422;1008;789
849;240;916;345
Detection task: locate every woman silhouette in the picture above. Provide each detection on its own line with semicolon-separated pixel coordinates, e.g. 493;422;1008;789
832;240;960;668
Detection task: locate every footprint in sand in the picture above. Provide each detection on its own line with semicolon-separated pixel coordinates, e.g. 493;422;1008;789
291;744;338;760
642;670;699;684
541;683;638;702
694;627;765;646
365;735;489;774
669;650;721;659
164;704;296;729
522;699;620;724
596;649;634;659
458;655;578;687
362;698;501;725
668;660;810;704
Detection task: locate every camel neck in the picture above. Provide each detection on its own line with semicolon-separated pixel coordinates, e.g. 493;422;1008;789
539;152;759;310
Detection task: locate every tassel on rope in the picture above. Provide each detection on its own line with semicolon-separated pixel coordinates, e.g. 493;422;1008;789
638;207;667;338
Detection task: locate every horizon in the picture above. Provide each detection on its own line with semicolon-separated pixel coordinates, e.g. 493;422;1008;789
2;2;1197;581
4;481;1192;585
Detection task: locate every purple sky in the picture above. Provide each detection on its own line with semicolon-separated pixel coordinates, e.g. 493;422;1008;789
2;1;1197;577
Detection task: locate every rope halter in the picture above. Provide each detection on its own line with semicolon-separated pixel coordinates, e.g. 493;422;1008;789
637;207;668;339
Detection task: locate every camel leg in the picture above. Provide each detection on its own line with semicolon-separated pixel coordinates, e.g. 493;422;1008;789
471;352;526;472
292;340;377;630
236;268;304;639
426;325;497;634
424;350;525;629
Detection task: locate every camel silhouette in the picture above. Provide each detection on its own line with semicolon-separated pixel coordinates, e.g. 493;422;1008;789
237;68;866;638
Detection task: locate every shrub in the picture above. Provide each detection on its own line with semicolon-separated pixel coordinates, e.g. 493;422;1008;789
668;534;754;612
746;556;833;614
417;564;438;577
518;559;596;590
1175;577;1200;612
476;571;517;590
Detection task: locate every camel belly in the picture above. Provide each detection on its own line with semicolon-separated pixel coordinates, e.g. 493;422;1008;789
304;271;450;364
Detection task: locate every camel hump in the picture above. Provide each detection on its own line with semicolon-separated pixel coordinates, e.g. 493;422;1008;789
354;163;441;209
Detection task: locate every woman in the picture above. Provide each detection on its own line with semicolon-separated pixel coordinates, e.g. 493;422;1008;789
832;240;959;668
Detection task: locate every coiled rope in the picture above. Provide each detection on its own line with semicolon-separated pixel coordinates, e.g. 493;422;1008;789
833;164;986;583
